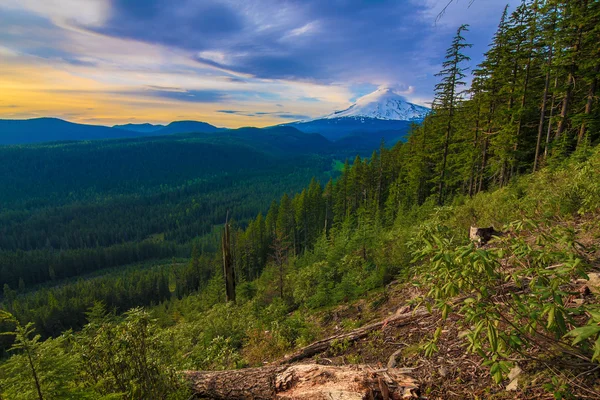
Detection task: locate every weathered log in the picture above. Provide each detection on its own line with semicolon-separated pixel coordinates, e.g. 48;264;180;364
277;309;428;365
184;364;419;399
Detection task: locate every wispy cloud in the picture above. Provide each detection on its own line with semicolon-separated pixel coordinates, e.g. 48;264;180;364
217;109;309;120
0;0;520;126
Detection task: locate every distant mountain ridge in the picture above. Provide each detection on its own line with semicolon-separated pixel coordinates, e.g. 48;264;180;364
1;88;429;147
0;118;222;145
113;123;165;133
155;121;223;135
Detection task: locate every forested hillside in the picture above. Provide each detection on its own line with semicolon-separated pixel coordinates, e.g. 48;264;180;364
0;127;346;333
1;0;599;399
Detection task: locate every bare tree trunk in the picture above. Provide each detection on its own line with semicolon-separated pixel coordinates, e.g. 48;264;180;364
270;235;289;299
468;103;481;197
577;63;599;145
556;72;574;139
184;364;419;400
556;25;583;139
279;310;427;365
478;100;495;194
544;75;559;159
222;214;236;303
534;65;551;172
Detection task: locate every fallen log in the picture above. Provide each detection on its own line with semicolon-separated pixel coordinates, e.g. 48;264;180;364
277;309;428;365
184;364;419;399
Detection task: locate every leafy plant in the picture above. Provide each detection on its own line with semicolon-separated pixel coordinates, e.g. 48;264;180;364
411;217;595;384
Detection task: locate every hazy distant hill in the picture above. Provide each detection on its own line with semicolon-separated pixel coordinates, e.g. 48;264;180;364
201;126;333;154
0;118;223;145
0;118;136;145
0;125;338;209
0;116;392;155
113;123;165;133
288;117;415;142
154;120;223;135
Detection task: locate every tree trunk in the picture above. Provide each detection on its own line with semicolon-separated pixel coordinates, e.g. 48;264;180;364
556;72;575;139
478;99;496;194
478;136;488;193
468;103;481;197
438;116;453;205
279;309;427;365
512;50;533;177
25;348;44;400
222;215;236;303
534;66;551;172
544;75;559;159
556;25;583;139
535;5;556;171
418;123;428;204
184;364;419;400
577;63;599;145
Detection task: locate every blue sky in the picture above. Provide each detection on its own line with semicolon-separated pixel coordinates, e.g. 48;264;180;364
0;0;518;127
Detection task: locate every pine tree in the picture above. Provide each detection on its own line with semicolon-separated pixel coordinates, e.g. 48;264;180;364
432;24;472;204
534;1;559;171
472;5;510;190
0;312;83;400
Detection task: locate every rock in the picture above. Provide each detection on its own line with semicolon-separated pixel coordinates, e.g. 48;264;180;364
438;366;448;378
587;273;600;295
508;365;522;381
506;378;519;391
504;365;522;392
387;348;403;369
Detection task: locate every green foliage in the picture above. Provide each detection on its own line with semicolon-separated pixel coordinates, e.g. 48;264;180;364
329;338;351;356
565;309;600;362
411;215;594;383
75;306;188;399
0;312;90;400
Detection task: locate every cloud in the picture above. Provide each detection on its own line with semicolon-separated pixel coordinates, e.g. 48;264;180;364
217;109;309;120
146;88;228;103
74;0;517;93
2;0;109;27
0;0;522;126
92;0;244;51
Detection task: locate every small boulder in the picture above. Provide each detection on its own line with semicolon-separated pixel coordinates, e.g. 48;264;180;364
587;273;600;295
469;226;502;246
506;365;522;392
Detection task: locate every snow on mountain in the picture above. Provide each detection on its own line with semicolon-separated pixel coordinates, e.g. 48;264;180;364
320;87;429;121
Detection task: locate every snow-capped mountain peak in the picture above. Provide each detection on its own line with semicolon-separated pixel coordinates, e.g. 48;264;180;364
322;87;429;121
